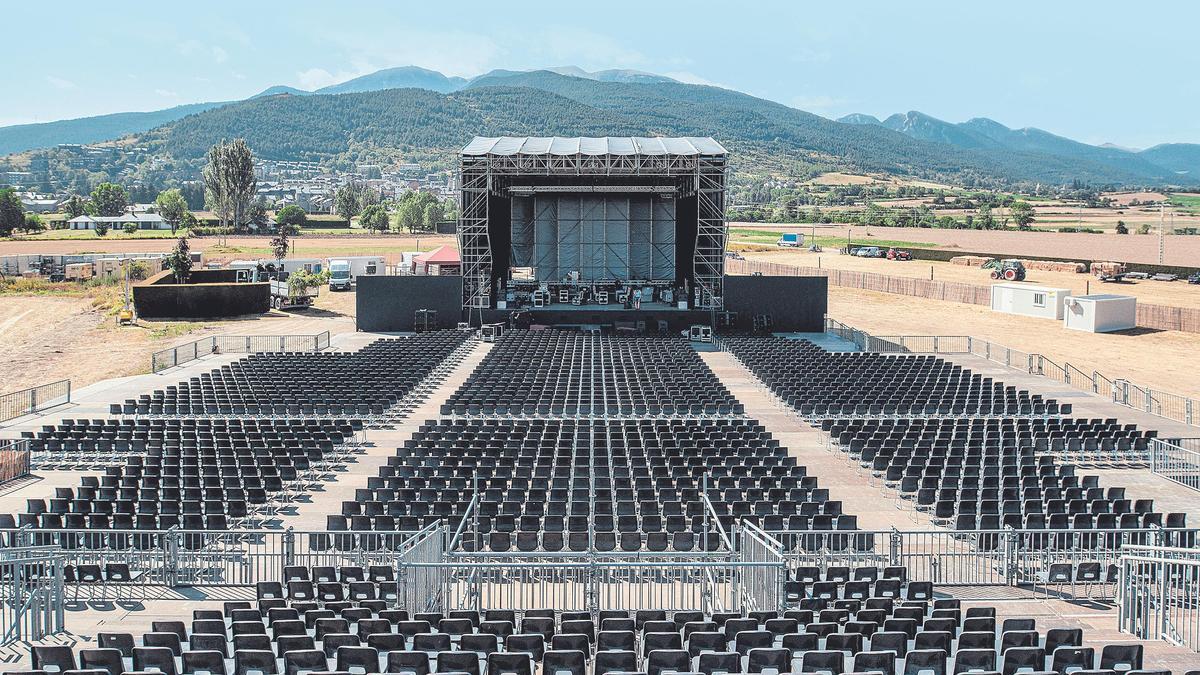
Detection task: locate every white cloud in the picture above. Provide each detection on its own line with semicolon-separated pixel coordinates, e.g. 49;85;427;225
663;71;730;89
212;46;228;63
154;88;180;98
296;68;350;91
46;76;76;90
790;94;848;112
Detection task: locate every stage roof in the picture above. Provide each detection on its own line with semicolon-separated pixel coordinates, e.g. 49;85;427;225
461;136;726;157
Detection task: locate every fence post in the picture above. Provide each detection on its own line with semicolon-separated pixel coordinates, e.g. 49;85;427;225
967;336;974;355
29;386;37;414
1145;389;1153;414
65;381;71;404
888;528;901;566
282;527;296;570
1188;400;1194;426
164;528;180;587
933;336;939;353
1063;363;1071;385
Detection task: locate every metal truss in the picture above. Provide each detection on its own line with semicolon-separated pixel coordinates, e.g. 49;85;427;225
457;149;728;313
694;156;727;309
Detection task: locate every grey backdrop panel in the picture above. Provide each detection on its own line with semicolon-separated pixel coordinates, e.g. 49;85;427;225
533;196;559;280
651;197;676;280
724;275;827;332
510;197;534;267
529;194;675;282
356;276;463;332
629;197;653;280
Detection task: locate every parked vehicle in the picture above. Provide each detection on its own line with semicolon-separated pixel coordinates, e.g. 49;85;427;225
1189;272;1200;285
886;248;912;261
983;259;1027;281
854;246;885;258
329;260;353;291
777;233;804;247
1095;271;1129;283
270;273;319;310
1151;273;1179;282
1124;271;1151;280
326;256;384;291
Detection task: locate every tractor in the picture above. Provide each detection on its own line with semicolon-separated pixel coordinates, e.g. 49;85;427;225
983;259;1027;281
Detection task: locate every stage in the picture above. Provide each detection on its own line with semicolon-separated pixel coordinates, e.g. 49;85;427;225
478;306;717;332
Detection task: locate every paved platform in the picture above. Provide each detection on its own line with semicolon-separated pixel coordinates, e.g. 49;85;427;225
701;350;936;532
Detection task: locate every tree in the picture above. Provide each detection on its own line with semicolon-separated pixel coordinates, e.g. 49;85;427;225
422;201;443;232
63;195;87;219
155;188;188;234
1115;220;1128;235
270;221;296;262
165;236;193;283
359;203;389;233
179;211;199;232
90;182;128;217
246;197;270;228
202;139;256;231
0;188;25;237
123;221;139;234
275;205;307;231
23;213;46;234
1010;201;1036;230
93;220;109;237
334;182;364;221
977;204;995;230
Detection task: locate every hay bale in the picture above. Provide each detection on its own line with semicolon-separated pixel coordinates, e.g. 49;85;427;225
951;255;993;267
1090;261;1127;275
1021;259;1087;273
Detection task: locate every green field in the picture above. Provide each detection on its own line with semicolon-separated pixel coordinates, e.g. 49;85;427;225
1168;194;1200;213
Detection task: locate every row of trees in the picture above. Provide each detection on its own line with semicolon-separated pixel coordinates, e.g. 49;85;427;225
739;200;1038;231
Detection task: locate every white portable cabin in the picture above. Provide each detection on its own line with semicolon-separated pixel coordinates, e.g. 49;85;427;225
1064;294;1137;333
990;283;1072;320
334;256;384;278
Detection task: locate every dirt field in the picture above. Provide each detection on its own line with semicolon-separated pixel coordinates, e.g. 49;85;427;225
0;289;357;393
0;234;458;263
731;223;1200;267
828;285;1200;400
743;248;1200;306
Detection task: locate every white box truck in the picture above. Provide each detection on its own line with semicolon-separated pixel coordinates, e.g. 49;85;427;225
328;256;384;291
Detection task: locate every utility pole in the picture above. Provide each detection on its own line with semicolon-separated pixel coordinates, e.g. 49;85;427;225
1159;204;1165;265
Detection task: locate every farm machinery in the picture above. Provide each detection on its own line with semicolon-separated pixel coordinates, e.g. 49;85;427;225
983;259;1027;281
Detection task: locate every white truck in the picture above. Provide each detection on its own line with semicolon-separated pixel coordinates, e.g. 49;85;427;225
328;256;384;291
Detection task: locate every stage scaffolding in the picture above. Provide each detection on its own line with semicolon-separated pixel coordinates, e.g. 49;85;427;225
458;137;728;313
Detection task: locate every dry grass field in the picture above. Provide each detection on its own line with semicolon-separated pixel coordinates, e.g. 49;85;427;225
0;234;457;262
731;222;1200;267
827;285;1200;400
742;248;1200;306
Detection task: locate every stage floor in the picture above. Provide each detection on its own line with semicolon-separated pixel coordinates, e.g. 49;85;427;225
504;302;691;312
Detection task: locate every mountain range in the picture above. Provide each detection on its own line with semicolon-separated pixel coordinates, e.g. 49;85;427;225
840;111;1200;181
3;65;1199;188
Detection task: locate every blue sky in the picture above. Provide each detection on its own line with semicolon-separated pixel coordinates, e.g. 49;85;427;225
7;1;1198;148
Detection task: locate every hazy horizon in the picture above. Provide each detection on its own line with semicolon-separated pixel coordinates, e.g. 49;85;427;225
5;0;1198;149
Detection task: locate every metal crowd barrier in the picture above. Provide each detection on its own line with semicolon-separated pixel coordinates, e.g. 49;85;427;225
0;546;65;645
0;439;31;485
151;331;332;372
1150;438;1200;492
0;380;70;424
771;527;1197;597
1119;545;1200;652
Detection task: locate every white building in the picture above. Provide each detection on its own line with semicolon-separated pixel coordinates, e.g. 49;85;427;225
1064;294;1137;333
67;213;169;230
990;283;1072;321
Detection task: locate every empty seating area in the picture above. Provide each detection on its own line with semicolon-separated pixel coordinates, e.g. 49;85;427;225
115;331;473;417
825;417;1184;532
21;593;1164;675
338;419;847;552
725;336;1068;417
442;330;742;417
15;418;362;531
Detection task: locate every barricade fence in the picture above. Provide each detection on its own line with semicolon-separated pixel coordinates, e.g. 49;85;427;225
1119;545;1200;652
734;257;1200;333
825;319;1199;427
1150;438;1200;492
0;379;70;424
0;546;65;645
151;331;332;372
0;440;30;485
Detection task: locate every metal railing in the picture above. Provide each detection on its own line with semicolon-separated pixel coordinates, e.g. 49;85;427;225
151;331;332;372
0;440;30;485
1150;438;1200;492
0;546;65;645
773;527;1197;597
1119;545;1200;652
738;522;786;612
0;380;70;424
827;319;1200;427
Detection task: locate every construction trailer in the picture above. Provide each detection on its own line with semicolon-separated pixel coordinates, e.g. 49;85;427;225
990;283;1072;321
1063;294;1137;333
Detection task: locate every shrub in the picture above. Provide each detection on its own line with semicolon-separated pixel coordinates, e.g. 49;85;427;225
123;222;139;234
